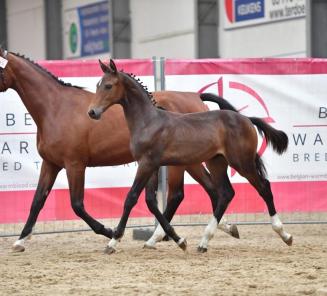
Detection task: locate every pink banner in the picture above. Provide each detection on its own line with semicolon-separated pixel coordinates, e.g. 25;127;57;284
1;58;326;224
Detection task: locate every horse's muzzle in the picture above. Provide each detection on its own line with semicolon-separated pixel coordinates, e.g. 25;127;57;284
88;108;102;120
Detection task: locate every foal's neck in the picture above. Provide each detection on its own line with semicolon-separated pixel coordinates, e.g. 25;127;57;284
120;79;159;133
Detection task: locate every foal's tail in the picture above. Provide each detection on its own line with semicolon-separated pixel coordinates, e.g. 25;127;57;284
249;117;288;155
200;93;289;155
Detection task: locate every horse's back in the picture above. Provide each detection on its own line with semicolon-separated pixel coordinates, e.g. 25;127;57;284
154;91;209;113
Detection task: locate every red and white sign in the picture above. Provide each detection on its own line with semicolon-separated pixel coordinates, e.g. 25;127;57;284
0;59;326;224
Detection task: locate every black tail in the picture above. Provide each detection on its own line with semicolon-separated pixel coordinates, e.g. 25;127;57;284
200;93;288;155
200;93;238;112
249;117;288;155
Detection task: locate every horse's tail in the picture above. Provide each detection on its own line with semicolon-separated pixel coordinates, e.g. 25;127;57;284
249;117;288;155
200;93;288;155
200;93;238;112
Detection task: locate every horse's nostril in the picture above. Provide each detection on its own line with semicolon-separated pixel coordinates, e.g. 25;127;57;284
88;109;96;119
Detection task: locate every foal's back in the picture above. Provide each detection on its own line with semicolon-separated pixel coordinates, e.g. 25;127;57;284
151;109;258;166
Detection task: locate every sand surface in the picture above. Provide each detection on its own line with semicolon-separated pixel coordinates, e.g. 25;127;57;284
0;224;326;296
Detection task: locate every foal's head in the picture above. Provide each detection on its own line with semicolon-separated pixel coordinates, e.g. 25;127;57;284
88;59;125;120
0;46;13;92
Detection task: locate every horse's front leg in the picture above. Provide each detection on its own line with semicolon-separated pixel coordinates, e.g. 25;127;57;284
12;160;61;252
106;161;186;254
66;163;113;239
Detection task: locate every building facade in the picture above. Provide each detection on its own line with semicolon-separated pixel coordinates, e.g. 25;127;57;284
0;0;324;60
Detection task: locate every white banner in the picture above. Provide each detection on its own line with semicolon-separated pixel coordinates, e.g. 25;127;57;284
166;73;327;183
1;72;326;192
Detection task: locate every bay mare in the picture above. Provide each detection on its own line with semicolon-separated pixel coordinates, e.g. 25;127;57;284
88;59;293;253
0;47;238;253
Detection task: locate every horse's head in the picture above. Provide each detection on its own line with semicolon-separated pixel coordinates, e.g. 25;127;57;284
88;59;125;120
0;46;12;92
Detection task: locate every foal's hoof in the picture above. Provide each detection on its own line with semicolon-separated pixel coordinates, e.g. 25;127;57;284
177;238;187;251
104;246;117;255
230;224;240;239
284;235;293;246
12;244;25;253
197;246;208;253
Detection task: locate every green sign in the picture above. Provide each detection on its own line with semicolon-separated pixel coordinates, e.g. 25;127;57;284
69;22;78;54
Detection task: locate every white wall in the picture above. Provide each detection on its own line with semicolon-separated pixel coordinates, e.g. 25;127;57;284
5;0;307;60
6;0;46;60
130;0;197;58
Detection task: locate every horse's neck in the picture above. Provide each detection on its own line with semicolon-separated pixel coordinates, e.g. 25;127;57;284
9;55;62;127
122;88;158;133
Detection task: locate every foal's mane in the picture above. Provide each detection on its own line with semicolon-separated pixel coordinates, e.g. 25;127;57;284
123;71;158;107
12;52;83;89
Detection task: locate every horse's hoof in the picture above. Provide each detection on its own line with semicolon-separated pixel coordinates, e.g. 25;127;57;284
12;244;25;252
197;246;208;253
284;235;293;246
143;243;156;250
230;224;240;239
177;238;187;251
104;246;116;255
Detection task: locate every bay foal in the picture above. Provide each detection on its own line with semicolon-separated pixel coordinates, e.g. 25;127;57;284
88;59;293;253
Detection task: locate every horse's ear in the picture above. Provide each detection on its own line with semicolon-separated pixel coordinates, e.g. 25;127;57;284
109;59;118;74
99;59;110;74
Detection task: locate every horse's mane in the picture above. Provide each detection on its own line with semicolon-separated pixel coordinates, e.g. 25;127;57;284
12;52;83;89
123;72;158;107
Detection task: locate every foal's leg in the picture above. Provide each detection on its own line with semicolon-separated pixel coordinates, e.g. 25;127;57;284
13;160;61;252
144;166;185;249
145;166;185;249
145;164;239;249
186;164;239;239
198;156;236;252
236;157;293;246
106;161;186;254
66;163;113;239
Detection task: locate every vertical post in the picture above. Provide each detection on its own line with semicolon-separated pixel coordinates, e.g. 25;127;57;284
0;0;7;48
44;0;63;59
153;56;167;219
132;57;167;241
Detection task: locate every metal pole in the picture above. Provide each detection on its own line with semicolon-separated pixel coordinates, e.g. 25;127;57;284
153;56;167;220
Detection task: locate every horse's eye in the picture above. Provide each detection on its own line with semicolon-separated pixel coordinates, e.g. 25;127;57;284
105;84;112;90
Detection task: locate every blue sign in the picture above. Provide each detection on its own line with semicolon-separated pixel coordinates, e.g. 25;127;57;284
235;0;264;22
78;1;109;57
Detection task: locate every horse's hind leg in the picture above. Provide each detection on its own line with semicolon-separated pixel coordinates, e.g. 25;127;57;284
198;156;236;252
13;161;61;252
186;164;239;240
235;155;293;246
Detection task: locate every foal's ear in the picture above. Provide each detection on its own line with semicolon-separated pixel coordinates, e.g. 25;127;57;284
99;59;110;74
109;59;118;74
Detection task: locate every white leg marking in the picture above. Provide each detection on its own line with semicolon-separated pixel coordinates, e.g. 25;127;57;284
12;232;33;252
271;214;292;245
108;238;118;248
198;216;217;250
217;216;232;234
144;224;165;248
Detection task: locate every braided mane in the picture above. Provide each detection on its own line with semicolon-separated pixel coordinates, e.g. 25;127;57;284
124;72;158;107
12;53;83;89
